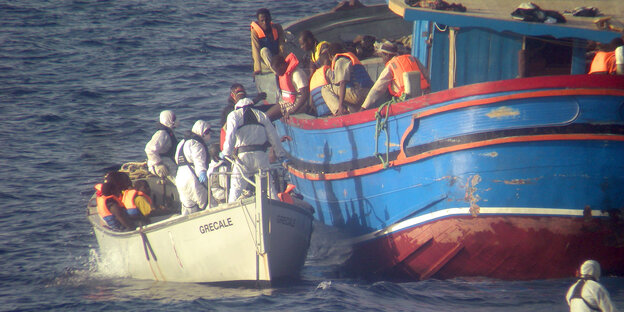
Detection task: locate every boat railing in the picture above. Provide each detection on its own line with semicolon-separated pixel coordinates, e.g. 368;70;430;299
206;158;288;209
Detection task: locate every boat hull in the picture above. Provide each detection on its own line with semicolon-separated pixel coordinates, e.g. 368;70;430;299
90;198;313;284
275;75;624;280
349;215;624;280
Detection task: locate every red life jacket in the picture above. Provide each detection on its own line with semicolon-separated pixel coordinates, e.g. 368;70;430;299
386;55;430;97
95;183;124;228
278;184;296;204
589;51;616;74
122;189;152;216
278;53;300;106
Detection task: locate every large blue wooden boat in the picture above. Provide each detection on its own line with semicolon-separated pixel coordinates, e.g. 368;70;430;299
259;1;624;280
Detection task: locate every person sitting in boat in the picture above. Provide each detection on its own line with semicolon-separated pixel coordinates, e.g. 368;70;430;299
361;41;430;110
95;171;136;231
207;143;229;206
121;180;154;221
175;120;212;216
324;42;374;116
566;260;617;312
223;98;286;202
265;53;310;120
309;49;334;117
145;110;178;183
298;30;329;75
251;8;285;76
588;38;623;75
220;83;268;149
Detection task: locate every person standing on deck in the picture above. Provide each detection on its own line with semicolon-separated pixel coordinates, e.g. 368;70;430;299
223;98;285;202
265;53;310;120
361;41;430;110
323;43;373;116
175;120;212;216
145;110;178;183
251;8;285;76
566;260;617;312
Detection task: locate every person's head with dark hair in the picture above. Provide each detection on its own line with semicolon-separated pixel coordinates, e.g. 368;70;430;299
299;30;318;52
208;143;221;162
272;54;287;75
256;8;272;30
327;42;345;58
104;171;132;195
133;180;151;196
229;83;247;104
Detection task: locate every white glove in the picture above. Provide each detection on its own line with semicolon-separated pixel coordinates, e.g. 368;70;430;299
154;164;169;177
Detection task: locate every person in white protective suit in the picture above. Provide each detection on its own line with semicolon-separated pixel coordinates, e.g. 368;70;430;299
566;260;617;312
223;98;286;203
174;120;212;216
145;110;179;183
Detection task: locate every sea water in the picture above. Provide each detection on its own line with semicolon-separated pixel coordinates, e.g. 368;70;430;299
1;0;622;311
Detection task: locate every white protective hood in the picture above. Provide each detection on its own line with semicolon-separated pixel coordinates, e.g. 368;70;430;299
160;110;178;128
580;260;601;281
191;120;211;138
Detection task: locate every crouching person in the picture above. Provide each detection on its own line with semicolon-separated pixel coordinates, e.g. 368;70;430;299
95;171;135;231
175;120;212;216
122;180;154;223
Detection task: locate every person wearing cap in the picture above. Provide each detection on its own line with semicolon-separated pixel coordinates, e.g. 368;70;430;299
145;110;179;183
298;30;330;74
174;120;212;216
264;53;310;120
361;41;430;110
223;98;286;202
324;42;374;116
251;8;285;76
220;84;268;149
566;260;617;312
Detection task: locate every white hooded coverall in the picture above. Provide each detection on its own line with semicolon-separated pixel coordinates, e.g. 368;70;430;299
566;260;617;312
175;120;210;216
223;98;285;202
145;110;178;182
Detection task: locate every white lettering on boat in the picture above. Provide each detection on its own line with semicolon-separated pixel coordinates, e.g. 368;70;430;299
276;215;296;228
199;217;234;234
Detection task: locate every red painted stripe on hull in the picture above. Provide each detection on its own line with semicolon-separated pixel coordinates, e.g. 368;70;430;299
347;216;624;280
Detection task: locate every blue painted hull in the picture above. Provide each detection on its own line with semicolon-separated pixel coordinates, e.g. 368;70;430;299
275;75;624;279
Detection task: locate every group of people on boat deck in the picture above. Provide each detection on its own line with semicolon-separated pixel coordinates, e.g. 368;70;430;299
95;171;155;232
249;8;430;119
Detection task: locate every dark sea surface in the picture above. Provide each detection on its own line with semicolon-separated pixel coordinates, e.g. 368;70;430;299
1;0;623;311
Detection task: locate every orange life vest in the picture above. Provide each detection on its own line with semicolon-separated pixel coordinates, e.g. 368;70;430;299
95;183;124;229
122;189;152;216
278;184;296;204
309;65;331;116
278;53;300;106
386;55;430;97
589;51;616;74
331;52;373;88
250;21;279;55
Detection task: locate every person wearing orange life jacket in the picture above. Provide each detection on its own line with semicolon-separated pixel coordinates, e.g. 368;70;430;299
309;49;333;117
265;53;310;120
121;180;153;219
251;8;285;75
95;171;135;231
361;41;430;110
323;43;373;115
589;38;623;75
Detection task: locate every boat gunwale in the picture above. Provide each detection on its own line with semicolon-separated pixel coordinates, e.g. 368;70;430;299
283;74;624;130
88;197;313;238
